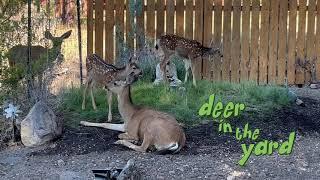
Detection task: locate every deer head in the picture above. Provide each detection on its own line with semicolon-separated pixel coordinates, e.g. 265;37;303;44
44;30;72;59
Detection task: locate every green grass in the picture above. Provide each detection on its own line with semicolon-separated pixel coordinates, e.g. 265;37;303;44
59;78;291;128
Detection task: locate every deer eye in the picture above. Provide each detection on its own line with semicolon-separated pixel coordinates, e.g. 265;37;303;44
132;67;137;70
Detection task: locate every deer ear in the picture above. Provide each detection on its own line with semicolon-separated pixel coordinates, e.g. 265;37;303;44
61;30;72;39
44;31;54;40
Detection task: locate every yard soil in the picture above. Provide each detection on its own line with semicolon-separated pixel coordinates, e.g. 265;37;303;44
0;88;319;180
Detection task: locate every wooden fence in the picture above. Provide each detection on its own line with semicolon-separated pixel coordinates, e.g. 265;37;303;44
87;0;320;85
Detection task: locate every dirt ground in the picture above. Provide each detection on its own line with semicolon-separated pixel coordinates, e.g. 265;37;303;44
0;87;319;180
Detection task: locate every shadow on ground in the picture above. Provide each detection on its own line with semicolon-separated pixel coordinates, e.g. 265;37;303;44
29;97;320;157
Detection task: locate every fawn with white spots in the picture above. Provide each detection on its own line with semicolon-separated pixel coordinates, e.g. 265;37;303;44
82;54;142;122
155;34;223;86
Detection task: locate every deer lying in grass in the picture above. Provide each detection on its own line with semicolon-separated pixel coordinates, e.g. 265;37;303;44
155;34;223;86
80;75;186;154
82;54;142;122
7;30;72;82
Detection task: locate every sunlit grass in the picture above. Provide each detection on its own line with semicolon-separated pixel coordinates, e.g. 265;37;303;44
59;78;291;128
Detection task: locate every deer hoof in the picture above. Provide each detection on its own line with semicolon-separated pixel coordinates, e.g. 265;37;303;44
114;140;123;145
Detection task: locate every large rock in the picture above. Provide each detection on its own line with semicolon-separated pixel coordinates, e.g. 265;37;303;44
21;101;62;147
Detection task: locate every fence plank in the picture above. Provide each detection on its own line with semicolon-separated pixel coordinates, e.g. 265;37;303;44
126;0;134;51
147;0;155;44
317;0;320;81
306;0;316;83
296;0;307;84
136;0;145;49
213;0;222;81
194;0;204;79
231;0;241;83
203;0;213;80
268;0;279;84
156;0;165;38
240;0;250;82
222;0;232;81
249;0;260;82
259;0;270;84
115;0;125;60
287;0;297;85
95;0;104;58
166;0;174;34
105;0;114;63
185;0;193;39
277;0;288;85
87;0;93;55
176;0;184;37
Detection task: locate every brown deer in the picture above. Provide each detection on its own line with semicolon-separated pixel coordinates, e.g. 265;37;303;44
155;34;223;86
80;75;186;154
82;54;142;122
7;30;72;84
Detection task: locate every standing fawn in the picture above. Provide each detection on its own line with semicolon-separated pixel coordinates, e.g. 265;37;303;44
155;34;223;86
81;75;186;154
82;54;142;122
7;30;72;83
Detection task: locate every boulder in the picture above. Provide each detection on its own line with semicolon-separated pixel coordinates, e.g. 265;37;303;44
21;101;62;147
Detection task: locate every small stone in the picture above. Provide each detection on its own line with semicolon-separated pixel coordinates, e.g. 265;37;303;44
57;159;65;166
310;84;318;89
295;99;305;106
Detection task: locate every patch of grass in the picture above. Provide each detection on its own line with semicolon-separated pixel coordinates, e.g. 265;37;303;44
59;79;291;128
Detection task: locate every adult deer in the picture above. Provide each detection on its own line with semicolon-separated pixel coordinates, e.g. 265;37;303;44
7;30;72;83
155;34;223;86
80;75;185;154
82;54;142;122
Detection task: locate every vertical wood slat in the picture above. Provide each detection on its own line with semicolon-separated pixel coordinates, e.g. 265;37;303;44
136;0;145;49
194;0;204;79
126;0;134;51
306;0;316;83
105;0;114;63
268;0;279;84
147;0;155;44
296;0;307;84
185;0;193;39
87;0;93;55
259;0;270;84
115;0;125;60
213;0;222;81
277;0;288;85
231;0;241;83
287;0;297;85
317;0;320;81
249;0;260;82
203;0;213;80
176;0;185;37
240;0;250;82
156;0;165;38
222;0;232;82
95;0;104;58
166;0;175;34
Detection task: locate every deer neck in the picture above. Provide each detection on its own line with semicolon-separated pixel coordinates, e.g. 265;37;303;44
117;86;137;123
47;44;62;60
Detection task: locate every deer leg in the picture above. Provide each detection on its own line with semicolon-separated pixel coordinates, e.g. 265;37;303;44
190;59;197;87
160;52;174;82
82;80;90;110
90;83;97;110
118;133;139;142
107;90;112;122
183;59;191;83
80;121;125;132
115;134;151;152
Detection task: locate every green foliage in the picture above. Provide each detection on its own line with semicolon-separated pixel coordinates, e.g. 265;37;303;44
59;79;291;128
